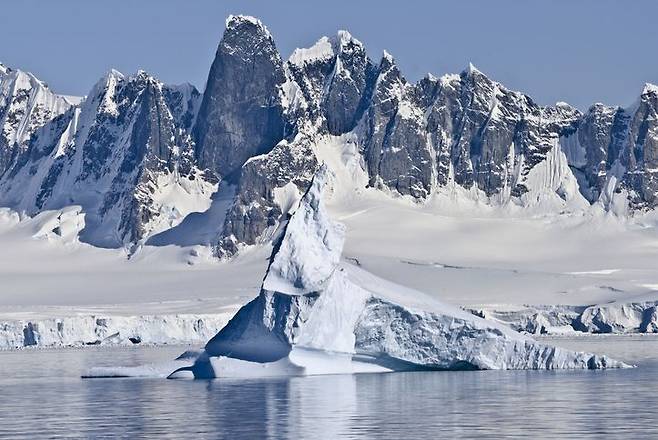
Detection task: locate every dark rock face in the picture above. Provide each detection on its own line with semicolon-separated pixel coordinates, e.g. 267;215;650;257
2;16;658;256
623;85;658;207
567;104;629;201
361;54;433;198
322;32;377;135
193;15;287;181
98;72;199;244
360;63;581;200
217;135;319;257
566;85;658;208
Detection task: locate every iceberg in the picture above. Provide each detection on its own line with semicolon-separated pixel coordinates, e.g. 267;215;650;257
87;165;629;379
166;165;628;378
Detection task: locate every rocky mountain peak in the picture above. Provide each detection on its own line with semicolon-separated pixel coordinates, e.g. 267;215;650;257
225;14;272;39
641;82;658;97
221;14;278;62
193;14;286;181
0;65;72;174
288;36;335;68
332;30;362;51
3;15;658;258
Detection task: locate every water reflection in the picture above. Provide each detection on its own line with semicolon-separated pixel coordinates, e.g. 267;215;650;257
0;338;657;439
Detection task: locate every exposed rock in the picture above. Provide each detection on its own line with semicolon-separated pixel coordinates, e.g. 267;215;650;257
193;15;287;181
1;18;658;257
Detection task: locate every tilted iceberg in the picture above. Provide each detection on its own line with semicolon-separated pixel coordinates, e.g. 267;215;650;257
161;165;627;379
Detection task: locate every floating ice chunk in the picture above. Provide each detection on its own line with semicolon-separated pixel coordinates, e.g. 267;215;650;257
91;166;630;379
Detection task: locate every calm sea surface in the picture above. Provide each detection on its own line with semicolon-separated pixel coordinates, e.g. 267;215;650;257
1;336;657;439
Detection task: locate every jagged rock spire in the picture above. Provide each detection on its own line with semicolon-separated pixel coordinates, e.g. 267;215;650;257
193;14;287;181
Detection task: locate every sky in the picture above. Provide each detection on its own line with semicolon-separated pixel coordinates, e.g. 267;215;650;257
1;0;657;110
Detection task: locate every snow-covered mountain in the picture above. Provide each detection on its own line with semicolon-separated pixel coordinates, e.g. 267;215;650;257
0;68;214;247
0;63;72;173
0;14;657;257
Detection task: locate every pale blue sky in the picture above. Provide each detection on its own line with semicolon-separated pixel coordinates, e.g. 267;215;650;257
1;0;656;110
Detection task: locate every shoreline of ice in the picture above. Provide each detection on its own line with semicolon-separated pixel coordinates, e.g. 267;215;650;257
4;297;658;351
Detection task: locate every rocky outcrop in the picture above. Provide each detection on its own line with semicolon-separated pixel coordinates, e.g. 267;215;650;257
622;84;658;208
216;134;319;257
193;15;287;181
361;52;433;198
563;84;658;209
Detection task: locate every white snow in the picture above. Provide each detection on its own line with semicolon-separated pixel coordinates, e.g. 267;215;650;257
289;36;335;66
0;67;72;149
263;165;345;295
225;15;272;40
642;83;658;95
144;169;218;238
61;95;83;106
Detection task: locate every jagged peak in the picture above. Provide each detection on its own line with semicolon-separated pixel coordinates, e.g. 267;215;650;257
467;62;481;75
86;69;125;116
289;36;335;66
130;69;162;87
439;73;460;85
225;14;272;40
89;69;124;95
262;164;345;295
1;67;52;92
0;62;8;76
587;102;615;112
288;29;367;68
332;29;364;52
461;62;493;85
377;50;398;74
642;82;658;96
103;68;125;83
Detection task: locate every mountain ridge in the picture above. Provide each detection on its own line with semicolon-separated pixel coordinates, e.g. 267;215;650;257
0;14;657;257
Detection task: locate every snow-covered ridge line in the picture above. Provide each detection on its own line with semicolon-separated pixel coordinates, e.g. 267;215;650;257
0;312;234;350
